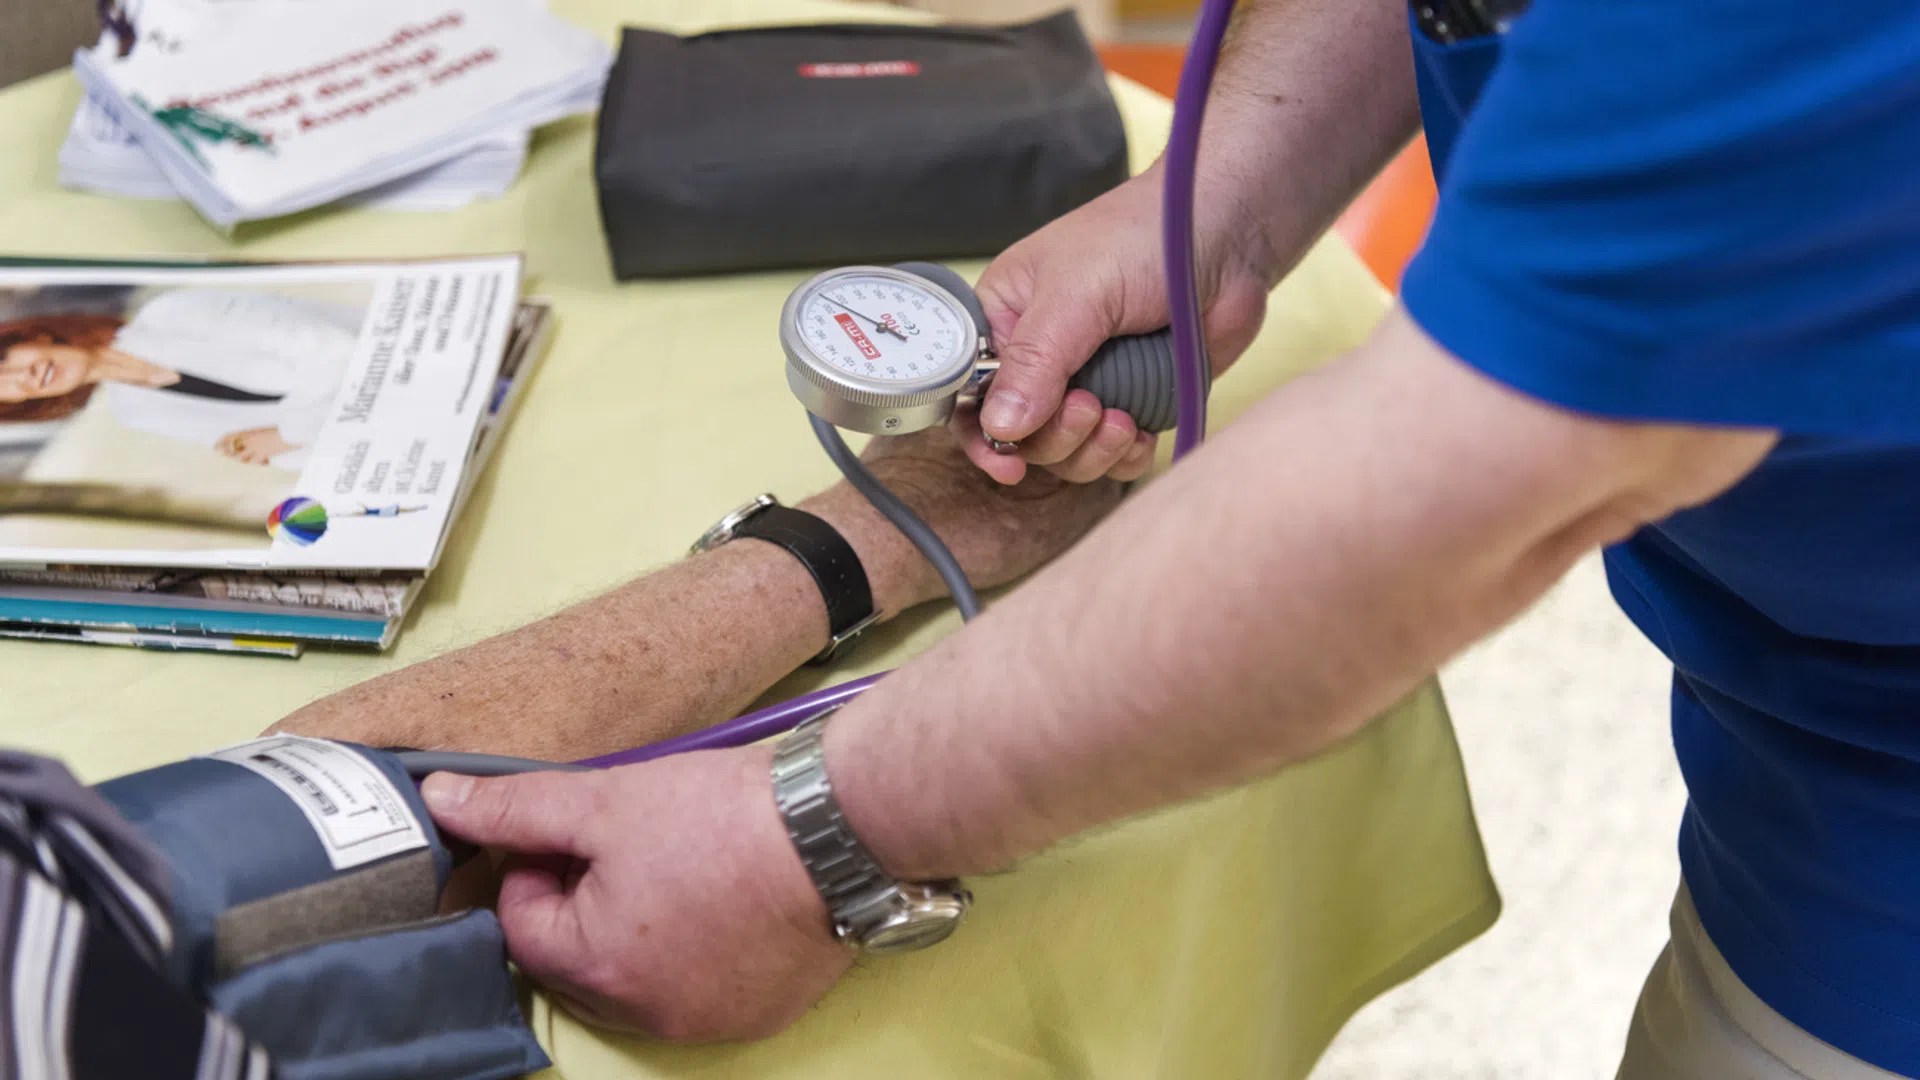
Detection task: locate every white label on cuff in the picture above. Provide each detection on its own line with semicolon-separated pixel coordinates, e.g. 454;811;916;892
199;736;428;871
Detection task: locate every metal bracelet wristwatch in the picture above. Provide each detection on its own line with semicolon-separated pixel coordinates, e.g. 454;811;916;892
691;494;881;664
770;709;971;954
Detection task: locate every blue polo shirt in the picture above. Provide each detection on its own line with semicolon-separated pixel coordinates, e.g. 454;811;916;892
1399;1;1920;1071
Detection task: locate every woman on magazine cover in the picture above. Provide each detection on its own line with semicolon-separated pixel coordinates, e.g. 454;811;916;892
0;289;357;470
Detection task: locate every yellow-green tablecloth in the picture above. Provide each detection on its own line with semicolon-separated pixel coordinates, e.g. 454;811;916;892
0;2;1497;1075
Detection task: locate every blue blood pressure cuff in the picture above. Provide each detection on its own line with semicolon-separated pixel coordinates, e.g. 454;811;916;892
93;736;550;1080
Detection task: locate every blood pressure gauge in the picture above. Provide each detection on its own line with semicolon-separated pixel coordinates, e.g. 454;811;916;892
782;262;1185;439
780;264;993;436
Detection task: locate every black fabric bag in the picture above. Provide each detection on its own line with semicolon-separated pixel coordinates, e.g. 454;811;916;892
595;12;1129;279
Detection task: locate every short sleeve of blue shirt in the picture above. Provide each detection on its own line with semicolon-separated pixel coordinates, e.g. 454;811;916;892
1401;0;1920;438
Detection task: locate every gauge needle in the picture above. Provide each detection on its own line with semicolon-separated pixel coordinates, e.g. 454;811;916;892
823;295;907;340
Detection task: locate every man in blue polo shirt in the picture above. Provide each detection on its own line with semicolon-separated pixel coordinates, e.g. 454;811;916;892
939;0;1920;1073
408;0;1920;1073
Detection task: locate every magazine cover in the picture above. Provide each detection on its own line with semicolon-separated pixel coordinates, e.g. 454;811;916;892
0;255;522;570
0;295;549;616
0;622;303;658
0;297;552;656
0;565;416;617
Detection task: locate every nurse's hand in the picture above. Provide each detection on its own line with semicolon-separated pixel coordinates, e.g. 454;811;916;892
965;164;1275;485
420;747;848;1042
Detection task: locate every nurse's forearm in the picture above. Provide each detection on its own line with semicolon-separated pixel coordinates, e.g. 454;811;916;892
1198;0;1424;278
826;310;1776;879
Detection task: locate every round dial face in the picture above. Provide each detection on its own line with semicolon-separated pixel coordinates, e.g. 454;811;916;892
792;271;973;388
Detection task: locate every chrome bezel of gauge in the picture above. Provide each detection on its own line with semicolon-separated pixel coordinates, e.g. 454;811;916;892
780;266;981;434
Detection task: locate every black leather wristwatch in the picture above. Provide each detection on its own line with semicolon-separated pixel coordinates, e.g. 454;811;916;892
691;495;880;664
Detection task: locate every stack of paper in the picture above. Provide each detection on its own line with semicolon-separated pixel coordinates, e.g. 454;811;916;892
0;256;551;656
62;0;609;226
60;94;536;214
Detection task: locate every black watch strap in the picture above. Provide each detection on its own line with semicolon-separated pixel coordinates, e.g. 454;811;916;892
734;505;879;664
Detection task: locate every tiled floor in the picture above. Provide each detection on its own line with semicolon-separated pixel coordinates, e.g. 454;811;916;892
1315;554;1686;1079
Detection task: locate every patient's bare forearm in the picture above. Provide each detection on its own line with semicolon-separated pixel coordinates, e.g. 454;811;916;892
274;423;1125;759
273;486;932;760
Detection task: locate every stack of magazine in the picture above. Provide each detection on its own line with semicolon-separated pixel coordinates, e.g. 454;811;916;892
0;255;550;657
63;0;610;227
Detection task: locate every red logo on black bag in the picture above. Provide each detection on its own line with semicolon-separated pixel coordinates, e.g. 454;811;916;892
798;61;922;78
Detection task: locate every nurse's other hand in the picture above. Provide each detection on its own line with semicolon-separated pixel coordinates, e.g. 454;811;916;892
420;746;848;1042
966;164;1273;485
216;425;296;466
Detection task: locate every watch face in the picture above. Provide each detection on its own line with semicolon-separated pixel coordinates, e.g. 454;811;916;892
860;911;964;955
850;884;971;955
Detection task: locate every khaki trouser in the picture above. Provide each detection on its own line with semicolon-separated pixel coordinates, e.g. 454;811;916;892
1617;888;1909;1079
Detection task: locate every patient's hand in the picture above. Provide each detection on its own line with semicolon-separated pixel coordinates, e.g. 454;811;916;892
216;425;296;465
805;423;1133;606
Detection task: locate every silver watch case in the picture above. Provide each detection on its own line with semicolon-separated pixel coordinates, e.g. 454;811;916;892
833;879;973;955
779;265;991;437
689;493;777;555
771;713;971;954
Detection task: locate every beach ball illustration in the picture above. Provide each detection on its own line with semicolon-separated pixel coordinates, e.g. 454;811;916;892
267;497;329;546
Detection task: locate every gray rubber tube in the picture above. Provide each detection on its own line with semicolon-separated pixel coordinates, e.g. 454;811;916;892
394;751;591;778
810;413;983;622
